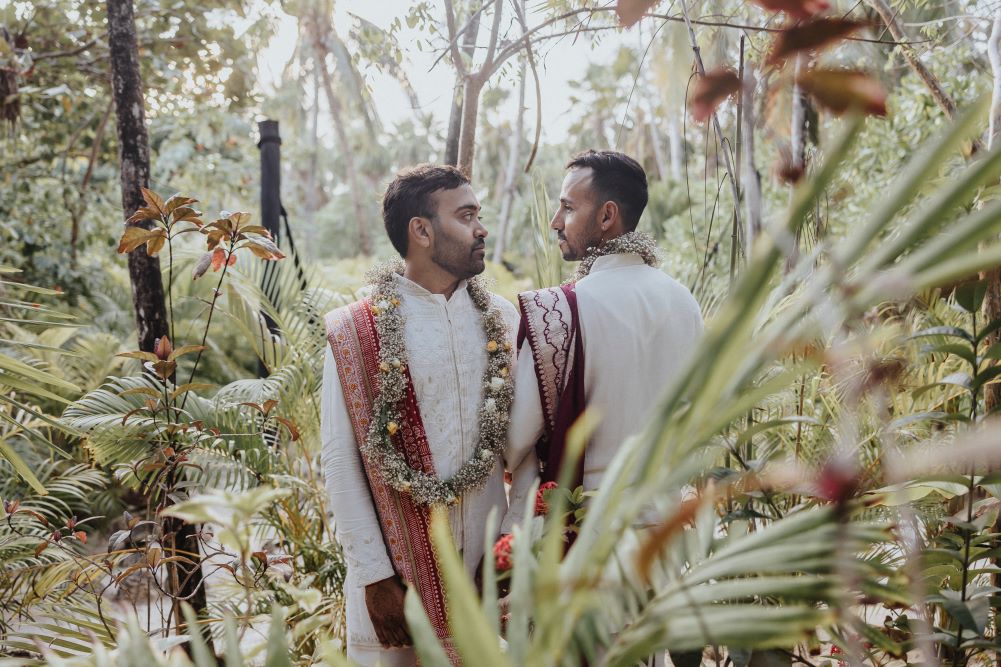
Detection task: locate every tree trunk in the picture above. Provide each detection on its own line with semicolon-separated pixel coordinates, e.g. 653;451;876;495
665;107;683;181
444;9;481;166
313;26;372;255
107;0;208;643
456;74;484;179
107;0;168;354
786;56;809;272
646;101;668;182
492;63;526;264
741;65;762;257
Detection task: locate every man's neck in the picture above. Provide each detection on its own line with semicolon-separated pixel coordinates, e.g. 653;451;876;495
403;262;462;300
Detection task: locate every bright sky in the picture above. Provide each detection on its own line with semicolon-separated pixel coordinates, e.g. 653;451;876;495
256;1;639;144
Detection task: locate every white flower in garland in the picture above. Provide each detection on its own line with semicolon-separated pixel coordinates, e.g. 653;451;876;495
359;260;514;507
568;230;662;283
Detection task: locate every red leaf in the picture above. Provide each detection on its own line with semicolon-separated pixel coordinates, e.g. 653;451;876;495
245;237;286;261
125;206;160;224
797;68;887;117
767;18;869;66
689;68;742;122
749;0;830;20
74;530;87;544
275;417;300;442
815;458;859;505
117;226;158;254
211;247;227;271
141;187;166;215
616;0;660;27
154;336;173;362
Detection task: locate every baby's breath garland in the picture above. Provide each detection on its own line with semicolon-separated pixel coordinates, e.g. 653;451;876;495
569;230;661;283
362;261;513;507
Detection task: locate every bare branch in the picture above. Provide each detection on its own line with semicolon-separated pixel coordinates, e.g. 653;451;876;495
679;0;743;253
32;36;102;61
443;0;468;77
481;0;505;71
511;0;541;173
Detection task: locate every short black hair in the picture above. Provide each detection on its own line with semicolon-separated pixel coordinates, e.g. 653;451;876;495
565;150;648;231
382;164;470;257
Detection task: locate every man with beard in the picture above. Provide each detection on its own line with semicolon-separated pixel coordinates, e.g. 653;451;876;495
501;150;703;665
322;164;518;665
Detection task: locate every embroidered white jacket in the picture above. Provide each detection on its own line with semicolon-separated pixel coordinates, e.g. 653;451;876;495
503;253;704;531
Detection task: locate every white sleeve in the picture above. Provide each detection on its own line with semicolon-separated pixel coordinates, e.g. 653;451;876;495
321;346;396;587
501;338;544;533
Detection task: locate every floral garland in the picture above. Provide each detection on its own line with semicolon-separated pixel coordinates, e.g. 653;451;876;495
568;230;661;283
361;261;514;506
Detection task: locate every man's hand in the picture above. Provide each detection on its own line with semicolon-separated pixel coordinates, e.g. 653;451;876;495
365;576;412;648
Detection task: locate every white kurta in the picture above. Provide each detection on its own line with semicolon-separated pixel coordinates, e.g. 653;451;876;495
503;253;704;531
321;274;519;665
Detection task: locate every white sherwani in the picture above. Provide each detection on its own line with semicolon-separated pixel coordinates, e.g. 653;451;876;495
503;253;704;531
322;274;519;665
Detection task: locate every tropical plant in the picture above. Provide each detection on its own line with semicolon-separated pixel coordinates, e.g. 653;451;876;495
400;103;1001;665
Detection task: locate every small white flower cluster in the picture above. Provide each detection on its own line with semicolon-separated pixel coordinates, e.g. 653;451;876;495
359;261;514;507
569;230;662;283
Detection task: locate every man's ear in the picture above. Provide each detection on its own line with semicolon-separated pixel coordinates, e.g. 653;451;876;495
408;216;433;250
599;201;618;232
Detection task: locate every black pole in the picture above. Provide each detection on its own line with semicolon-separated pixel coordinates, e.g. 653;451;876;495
258;120;281;377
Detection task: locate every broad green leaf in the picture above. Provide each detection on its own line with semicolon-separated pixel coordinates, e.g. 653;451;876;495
181;603;216;667
263;605;291;667
0;436;48;495
404;587;453;667
429;509;507;667
955;279;988;314
0;353;80;392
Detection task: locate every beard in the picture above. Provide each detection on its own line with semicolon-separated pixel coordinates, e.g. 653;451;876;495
559;211;603;261
431;230;486;280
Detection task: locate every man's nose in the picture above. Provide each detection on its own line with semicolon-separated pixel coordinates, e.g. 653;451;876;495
474;218;487;238
549;211;562;230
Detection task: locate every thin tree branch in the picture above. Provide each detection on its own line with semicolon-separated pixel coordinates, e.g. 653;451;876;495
433;0;499;71
32;36;102;61
443;0;469;77
510;0;541;173
679;0;743;256
481;0;505;70
866;0;983;155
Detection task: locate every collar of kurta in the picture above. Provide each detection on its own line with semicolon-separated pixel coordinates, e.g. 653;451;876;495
390;272;470;304
584;251;647;275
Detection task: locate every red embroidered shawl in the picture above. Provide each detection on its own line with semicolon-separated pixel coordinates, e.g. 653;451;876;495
517;284;586;489
325;300;456;659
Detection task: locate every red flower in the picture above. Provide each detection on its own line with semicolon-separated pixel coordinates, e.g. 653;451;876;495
493;533;513;571
535;481;559;516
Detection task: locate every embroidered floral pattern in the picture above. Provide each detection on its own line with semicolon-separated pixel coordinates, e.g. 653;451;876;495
362;260;514;506
568;230;661;283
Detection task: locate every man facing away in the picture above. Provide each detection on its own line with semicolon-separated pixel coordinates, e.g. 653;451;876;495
502;150;703;666
502;148;704;528
322;164;519;666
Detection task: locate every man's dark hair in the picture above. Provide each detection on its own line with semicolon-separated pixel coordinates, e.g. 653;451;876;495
566;150;648;231
382;164;469;257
